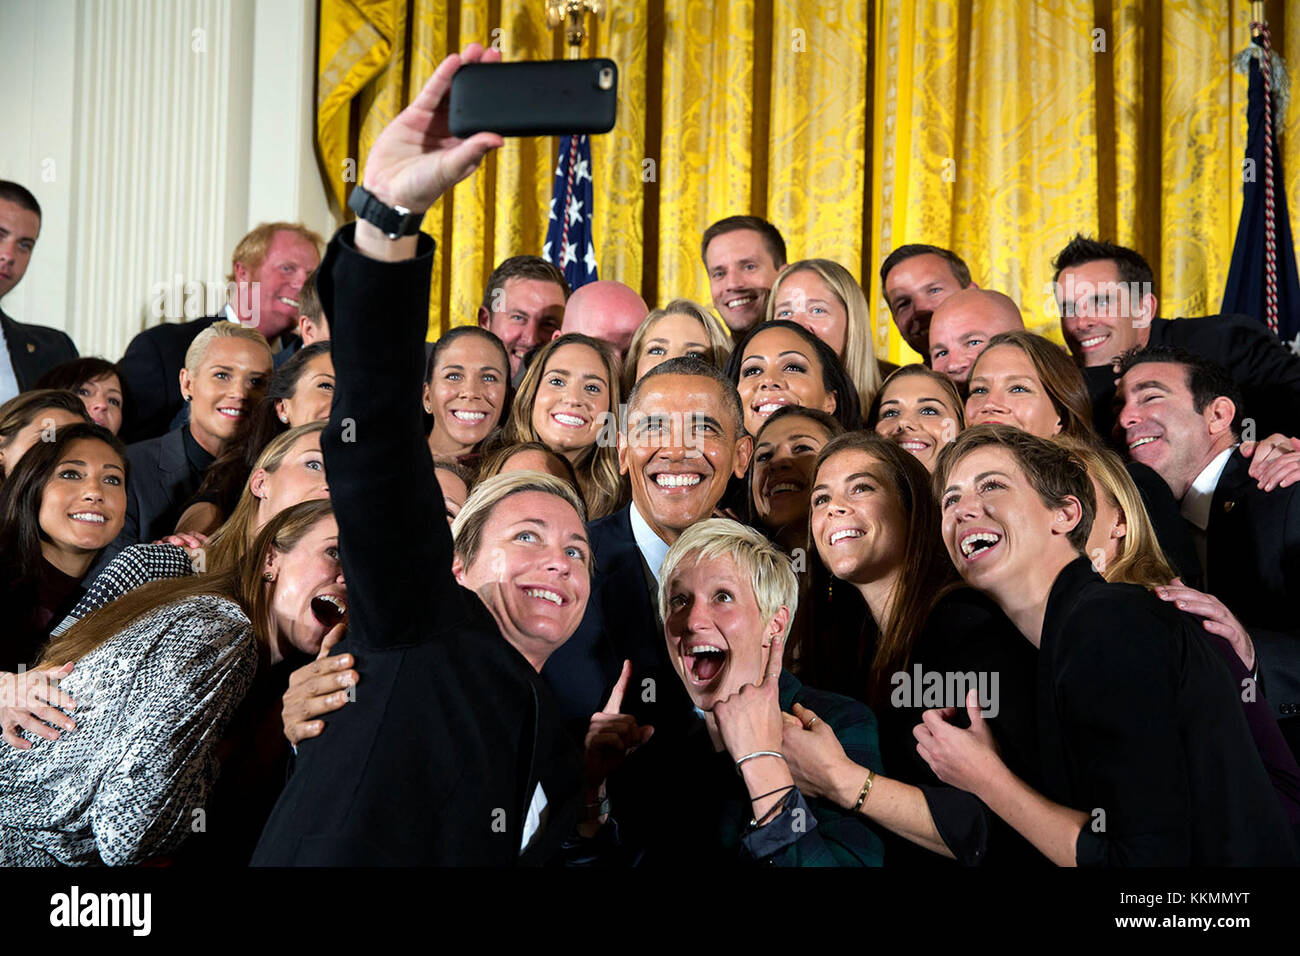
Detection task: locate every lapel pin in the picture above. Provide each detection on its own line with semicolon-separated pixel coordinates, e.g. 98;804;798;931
1223;500;1235;513
26;343;35;352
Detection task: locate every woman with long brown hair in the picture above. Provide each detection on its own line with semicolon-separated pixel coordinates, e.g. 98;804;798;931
0;423;127;674
780;431;1042;867
49;422;331;636
0;499;344;865
965;330;1093;441
503;332;624;519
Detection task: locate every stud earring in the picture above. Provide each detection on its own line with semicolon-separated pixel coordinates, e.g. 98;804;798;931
262;571;275;582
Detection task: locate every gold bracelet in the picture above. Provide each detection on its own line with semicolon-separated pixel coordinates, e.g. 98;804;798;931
852;770;876;813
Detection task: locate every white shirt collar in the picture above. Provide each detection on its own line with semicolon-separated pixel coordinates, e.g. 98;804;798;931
629;501;671;587
1180;446;1236;531
224;302;281;352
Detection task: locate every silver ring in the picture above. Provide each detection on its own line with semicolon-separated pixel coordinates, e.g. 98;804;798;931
806;716;821;728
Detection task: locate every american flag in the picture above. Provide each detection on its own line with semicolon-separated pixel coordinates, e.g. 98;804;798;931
543;134;598;290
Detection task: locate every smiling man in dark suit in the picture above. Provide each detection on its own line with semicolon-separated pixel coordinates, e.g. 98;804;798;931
541;356;753;738
116;222;323;442
1054;235;1300;441
0;181;79;404
1117;345;1300;751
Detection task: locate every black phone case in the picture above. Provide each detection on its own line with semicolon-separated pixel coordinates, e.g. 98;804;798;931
449;59;618;137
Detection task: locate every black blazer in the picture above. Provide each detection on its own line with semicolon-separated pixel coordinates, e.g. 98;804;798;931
0;308;78;390
117;315;220;443
1037;557;1296;865
110;426;206;556
1085;313;1300;442
251;225;581;866
1204;449;1300;635
1203;448;1300;749
540;503;696;740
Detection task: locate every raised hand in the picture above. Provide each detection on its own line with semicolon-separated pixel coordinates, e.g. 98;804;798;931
780;701;850;801
1155;578;1255;670
280;621;356;746
1;663;77;749
712;633;785;761
582;659;654;798
914;688;1002;795
361;43;505;216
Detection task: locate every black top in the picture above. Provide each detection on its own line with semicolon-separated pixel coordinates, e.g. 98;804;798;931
874;587;1044;867
251;225;582;866
0;557;85;672
541;503;697;742
582;672;886;866
1037;557;1297;865
117;315;222;444
105;426;212;562
1084;313;1300;444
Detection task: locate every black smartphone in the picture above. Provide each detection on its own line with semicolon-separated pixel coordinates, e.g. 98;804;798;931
449;58;618;137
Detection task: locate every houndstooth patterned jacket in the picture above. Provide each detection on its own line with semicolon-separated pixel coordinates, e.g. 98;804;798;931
51;543;196;638
0;595;257;866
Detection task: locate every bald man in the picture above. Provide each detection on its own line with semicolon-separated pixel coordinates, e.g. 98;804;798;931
927;288;1025;391
556;280;649;361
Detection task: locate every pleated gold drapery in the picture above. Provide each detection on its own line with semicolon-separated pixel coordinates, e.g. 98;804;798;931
317;0;1300;362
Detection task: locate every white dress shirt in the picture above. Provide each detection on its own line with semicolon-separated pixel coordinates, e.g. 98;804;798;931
629;501;671;587
0;325;22;404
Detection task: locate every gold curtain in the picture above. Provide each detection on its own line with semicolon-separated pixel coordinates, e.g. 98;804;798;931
318;0;1300;358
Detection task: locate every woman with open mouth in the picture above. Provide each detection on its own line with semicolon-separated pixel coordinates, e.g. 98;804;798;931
0;498;346;865
504;332;625;519
964;331;1197;580
569;518;885;866
920;426;1295;865
867;364;965;473
0;423;126;675
423;326;511;469
725;319;861;439
788;431;1042;867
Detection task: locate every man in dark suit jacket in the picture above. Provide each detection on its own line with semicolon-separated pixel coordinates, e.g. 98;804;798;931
1052;234;1300;441
1117;346;1300;748
117;222;322;442
0;181;79;403
541;356;754;739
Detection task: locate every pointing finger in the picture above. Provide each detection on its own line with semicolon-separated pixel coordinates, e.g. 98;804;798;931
602;659;632;713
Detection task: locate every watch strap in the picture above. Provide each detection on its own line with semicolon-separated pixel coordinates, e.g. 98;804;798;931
347;184;425;239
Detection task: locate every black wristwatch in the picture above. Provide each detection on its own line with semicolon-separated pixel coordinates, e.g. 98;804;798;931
347;184;425;239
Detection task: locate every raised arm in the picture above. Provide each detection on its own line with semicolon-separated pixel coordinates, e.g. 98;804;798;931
321;44;503;651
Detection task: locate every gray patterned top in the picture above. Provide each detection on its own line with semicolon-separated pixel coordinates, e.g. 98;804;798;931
0;594;257;866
